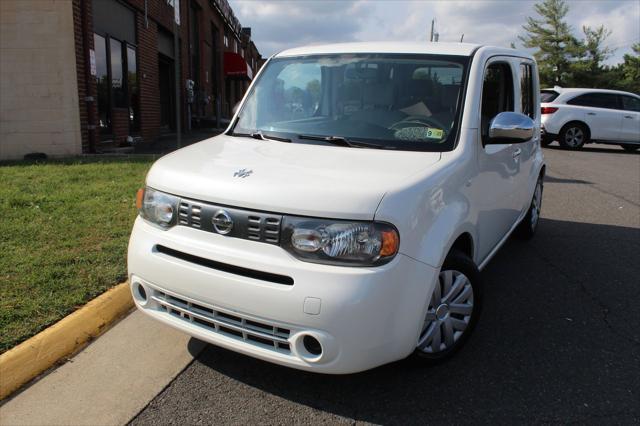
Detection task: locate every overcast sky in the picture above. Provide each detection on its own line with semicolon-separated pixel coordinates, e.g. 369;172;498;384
228;0;640;65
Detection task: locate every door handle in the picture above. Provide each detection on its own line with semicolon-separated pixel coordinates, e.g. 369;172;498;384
587;112;596;116
624;115;633;119
512;148;522;158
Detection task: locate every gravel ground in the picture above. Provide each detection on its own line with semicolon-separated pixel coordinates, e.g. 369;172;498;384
132;144;640;425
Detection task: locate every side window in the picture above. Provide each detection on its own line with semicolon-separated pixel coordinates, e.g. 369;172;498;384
481;62;514;138
520;63;535;118
621;95;640;112
540;90;559;103
566;94;594;107
595;93;620;109
567;93;619;109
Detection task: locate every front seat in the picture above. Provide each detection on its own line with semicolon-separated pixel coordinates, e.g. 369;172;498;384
349;82;405;128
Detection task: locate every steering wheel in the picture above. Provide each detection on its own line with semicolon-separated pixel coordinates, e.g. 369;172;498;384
389;115;448;132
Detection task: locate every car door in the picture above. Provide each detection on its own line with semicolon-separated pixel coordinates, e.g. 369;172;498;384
566;93;623;141
619;95;640;142
475;58;522;260
515;61;539;211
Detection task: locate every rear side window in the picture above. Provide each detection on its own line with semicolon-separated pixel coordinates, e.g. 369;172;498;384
620;95;640;112
567;93;620;109
481;62;514;139
540;90;559;103
520;63;535;118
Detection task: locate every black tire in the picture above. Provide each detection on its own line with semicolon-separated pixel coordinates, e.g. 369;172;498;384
621;145;639;152
559;122;588;149
515;176;543;240
411;249;483;364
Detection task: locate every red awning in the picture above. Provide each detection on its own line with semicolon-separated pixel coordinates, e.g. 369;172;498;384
224;52;253;80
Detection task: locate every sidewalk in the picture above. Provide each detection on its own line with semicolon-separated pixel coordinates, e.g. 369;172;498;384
1;311;205;425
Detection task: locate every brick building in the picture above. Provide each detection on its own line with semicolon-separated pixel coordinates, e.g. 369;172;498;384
0;0;263;159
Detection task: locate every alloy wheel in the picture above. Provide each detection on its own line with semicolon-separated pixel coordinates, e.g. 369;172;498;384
564;127;584;147
417;270;474;354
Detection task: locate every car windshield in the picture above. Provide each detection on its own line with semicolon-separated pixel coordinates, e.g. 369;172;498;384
232;54;469;151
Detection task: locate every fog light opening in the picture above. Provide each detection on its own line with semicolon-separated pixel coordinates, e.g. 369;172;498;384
303;335;322;356
133;282;148;305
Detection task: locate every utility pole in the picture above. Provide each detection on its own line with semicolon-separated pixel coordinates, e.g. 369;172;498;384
173;0;182;149
430;19;434;42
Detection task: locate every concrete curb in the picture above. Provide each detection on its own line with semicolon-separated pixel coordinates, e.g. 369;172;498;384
0;282;133;400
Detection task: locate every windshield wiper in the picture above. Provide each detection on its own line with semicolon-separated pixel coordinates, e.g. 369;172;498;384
297;134;387;149
231;130;292;143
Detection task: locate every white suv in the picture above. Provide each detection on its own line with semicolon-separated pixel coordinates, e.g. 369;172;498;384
128;42;545;374
541;87;640;151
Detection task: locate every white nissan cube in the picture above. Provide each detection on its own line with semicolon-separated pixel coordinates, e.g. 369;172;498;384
128;42;545;374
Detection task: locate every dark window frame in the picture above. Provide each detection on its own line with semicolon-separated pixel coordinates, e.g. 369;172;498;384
126;44;140;132
520;63;535;119
540;90;559;103
480;61;515;142
93;29;140;135
566;92;621;110
620;95;640;112
189;1;201;87
211;23;220;97
94;33;112;135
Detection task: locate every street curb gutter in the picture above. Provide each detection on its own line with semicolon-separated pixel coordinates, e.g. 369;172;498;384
0;282;133;400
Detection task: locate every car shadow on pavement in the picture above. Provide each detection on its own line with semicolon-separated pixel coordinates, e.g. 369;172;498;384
544;174;592;184
544;145;640;155
184;218;640;424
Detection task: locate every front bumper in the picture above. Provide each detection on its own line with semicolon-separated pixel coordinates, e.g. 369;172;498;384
540;125;557;144
128;217;438;374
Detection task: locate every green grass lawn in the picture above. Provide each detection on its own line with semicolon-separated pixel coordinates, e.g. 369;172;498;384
0;157;155;353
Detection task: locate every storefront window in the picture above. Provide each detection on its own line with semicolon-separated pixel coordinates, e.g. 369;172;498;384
127;46;139;130
110;39;126;108
190;2;200;86
92;32;139;135
94;34;110;133
91;0;138;136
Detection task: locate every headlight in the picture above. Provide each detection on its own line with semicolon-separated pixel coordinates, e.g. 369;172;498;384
282;216;399;266
136;187;178;229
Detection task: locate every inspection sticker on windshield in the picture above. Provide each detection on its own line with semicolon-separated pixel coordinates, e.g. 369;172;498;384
426;128;444;139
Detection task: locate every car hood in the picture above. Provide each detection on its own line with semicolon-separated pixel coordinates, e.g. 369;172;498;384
146;134;441;220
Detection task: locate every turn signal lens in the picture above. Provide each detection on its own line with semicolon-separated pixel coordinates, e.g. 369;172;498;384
380;230;400;257
541;106;558;114
136;188;144;210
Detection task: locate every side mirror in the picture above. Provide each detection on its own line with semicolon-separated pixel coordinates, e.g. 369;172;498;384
487;112;535;144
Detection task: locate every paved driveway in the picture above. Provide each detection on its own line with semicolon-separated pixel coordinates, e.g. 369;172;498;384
132;145;640;425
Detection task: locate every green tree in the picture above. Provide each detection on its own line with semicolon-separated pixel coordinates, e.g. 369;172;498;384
306;79;321;103
615;43;640;93
570;25;614;87
519;0;581;86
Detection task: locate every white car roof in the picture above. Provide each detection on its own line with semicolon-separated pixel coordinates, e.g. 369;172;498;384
275;42;486;58
543;87;638;97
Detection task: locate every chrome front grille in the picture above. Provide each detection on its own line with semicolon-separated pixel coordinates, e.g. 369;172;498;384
179;202;201;228
177;198;282;245
152;290;292;353
247;215;281;243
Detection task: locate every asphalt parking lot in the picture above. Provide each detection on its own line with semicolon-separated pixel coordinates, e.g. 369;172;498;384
131;144;639;425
